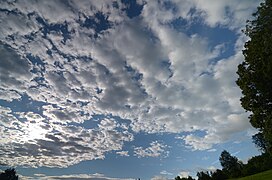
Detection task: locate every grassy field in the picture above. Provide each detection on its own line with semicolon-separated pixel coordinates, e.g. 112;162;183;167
231;169;272;180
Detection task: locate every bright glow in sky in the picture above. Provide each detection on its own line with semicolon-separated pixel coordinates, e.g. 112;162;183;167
0;0;262;179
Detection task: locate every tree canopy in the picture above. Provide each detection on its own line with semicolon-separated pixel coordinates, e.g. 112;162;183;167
236;0;272;153
219;150;243;178
0;168;18;180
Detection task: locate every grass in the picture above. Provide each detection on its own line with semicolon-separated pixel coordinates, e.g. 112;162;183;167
231;169;272;180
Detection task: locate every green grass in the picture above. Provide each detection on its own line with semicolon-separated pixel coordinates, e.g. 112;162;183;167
231;169;272;180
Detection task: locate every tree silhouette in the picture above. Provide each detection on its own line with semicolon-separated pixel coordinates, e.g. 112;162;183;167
210;169;227;180
219;150;243;178
196;171;211;180
0;168;18;180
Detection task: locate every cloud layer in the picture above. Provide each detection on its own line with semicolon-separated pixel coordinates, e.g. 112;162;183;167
0;0;260;168
20;173;134;180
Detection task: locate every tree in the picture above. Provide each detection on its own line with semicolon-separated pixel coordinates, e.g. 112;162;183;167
236;0;272;153
196;171;211;180
243;152;272;176
0;168;19;180
175;176;182;180
210;169;227;180
219;150;243;178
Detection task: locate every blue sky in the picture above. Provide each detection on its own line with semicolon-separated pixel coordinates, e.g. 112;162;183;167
0;0;262;179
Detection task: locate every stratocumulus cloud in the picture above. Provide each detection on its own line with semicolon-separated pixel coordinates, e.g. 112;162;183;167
0;0;260;168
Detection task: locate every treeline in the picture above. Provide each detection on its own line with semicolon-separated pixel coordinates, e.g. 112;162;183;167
175;150;272;180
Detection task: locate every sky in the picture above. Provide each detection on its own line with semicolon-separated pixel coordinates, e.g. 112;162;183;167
0;0;263;179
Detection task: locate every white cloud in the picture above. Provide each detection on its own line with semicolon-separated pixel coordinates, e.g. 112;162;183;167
134;141;169;158
208;149;217;152
182;133;220;151
179;171;190;178
116;151;129;157
0;44;34;101
160;170;173;176
190;0;261;28
0;9;40;37
0;107;133;167
150;0;261;29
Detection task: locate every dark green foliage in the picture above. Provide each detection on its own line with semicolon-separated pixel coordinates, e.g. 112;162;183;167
210;169;227;180
196;171;212;180
219;150;243;177
195;170;228;180
219;150;243;178
0;168;19;180
175;176;181;180
242;153;272;176
236;0;272;153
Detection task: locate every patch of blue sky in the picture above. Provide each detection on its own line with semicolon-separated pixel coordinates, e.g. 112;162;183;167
124;65;143;82
81;12;112;38
36;16;71;43
114;133;182;177
87;155;157;179
26;54;45;67
218;132;260;161
171;17;237;62
160;60;174;79
126;133;214;178
74;114;131;130
123;64;148;96
67;132;171;178
0;94;45;114
129;132;165;148
121;0;144;19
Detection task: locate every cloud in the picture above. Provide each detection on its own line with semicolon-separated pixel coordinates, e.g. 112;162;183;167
20;173;134;180
0;108;133;167
0;44;33;101
143;0;261;29
116;151;129;157
208;149;217;152
0;0;260;168
190;0;261;28
182;133;219;151
134;141;169;158
160;170;173;176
